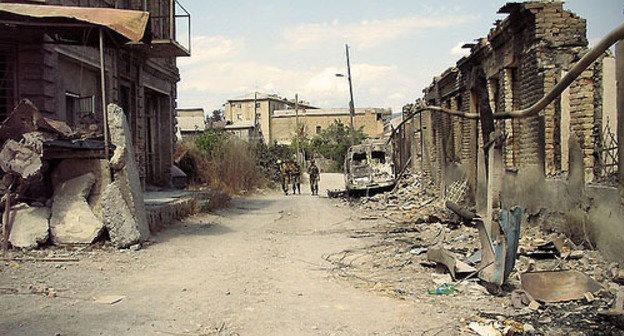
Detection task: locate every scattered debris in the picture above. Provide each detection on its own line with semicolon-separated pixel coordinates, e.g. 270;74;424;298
468;321;501;336
94;295;125;305
330;172;624;335
49;173;104;244
426;246;476;280
8;203;50;249
327;189;347;198
0;287;18;294
520;270;603;303
0;257;79;262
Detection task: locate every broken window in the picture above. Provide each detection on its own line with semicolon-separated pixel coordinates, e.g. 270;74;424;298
352;152;367;165
371;151;386;164
67;94;96;127
65;92;80;126
0;45;16;122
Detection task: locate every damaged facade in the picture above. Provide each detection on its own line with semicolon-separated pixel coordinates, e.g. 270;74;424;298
0;0;192;250
0;0;190;187
407;2;623;259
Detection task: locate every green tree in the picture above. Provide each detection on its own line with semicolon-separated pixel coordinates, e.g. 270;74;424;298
309;120;366;170
194;129;228;156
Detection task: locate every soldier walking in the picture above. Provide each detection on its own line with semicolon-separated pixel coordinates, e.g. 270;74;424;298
291;161;301;195
308;159;320;195
277;160;289;195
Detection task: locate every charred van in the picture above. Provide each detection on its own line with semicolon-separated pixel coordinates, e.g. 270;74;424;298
344;140;395;194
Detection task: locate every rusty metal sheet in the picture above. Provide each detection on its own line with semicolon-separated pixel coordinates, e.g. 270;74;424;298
0;3;148;42
427;246;476;280
520;270;603;303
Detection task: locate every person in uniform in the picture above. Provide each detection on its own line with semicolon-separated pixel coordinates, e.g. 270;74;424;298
277;160;289;195
308;159;320;195
291;161;301;195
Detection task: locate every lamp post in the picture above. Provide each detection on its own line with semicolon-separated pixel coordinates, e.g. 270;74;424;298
335;44;356;146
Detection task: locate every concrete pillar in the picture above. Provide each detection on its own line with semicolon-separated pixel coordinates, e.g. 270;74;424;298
485;143;503;238
617;41;624;183
560;71;571;173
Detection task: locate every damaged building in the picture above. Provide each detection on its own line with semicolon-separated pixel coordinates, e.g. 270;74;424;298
404;2;623;259
0;0;190;187
0;0;192;249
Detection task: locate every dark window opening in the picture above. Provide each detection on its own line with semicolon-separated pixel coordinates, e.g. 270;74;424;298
316;125;321;134
120;85;136;141
376;113;382;121
65;92;79;127
372;151;386;164
0;45;16;122
352;152;367;164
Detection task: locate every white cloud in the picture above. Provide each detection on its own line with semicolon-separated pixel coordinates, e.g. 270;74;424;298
178;60;410;115
281;14;478;50
178;35;243;66
450;41;470;56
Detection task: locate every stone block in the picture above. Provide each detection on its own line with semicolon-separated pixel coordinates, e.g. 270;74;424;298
100;182;141;248
50;173;104;244
51;159;111;219
8;203;50;249
107;104;150;242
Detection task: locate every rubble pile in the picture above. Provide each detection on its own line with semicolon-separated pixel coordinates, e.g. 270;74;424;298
329;173;624;335
0;100;150;251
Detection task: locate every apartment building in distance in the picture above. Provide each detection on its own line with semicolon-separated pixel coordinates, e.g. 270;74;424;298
224;92;391;144
175;108;206;139
270;107;392;144
224;92;317;144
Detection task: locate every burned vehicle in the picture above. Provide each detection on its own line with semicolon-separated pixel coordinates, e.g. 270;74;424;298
344;140;395;194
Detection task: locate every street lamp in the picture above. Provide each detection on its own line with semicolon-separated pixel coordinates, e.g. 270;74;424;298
335;44;356;146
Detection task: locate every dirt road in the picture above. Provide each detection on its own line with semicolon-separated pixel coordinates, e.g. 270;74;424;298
1;174;454;335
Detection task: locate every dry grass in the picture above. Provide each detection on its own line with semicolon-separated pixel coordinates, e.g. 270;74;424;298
177;135;266;195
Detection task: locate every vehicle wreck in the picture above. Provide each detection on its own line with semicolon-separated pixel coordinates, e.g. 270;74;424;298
344;140;395;195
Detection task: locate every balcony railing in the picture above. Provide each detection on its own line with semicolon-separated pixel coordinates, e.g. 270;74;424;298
127;0;191;58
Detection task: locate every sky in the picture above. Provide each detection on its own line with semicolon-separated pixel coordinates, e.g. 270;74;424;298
176;0;623;116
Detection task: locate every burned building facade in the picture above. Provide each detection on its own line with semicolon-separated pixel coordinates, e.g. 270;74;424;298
414;2;622;259
0;0;190;187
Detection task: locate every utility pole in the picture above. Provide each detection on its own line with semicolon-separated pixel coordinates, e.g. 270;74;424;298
295;93;300;165
617;41;624;184
345;44;356;146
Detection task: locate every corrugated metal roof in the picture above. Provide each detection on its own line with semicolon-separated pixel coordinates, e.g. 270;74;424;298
0;3;149;42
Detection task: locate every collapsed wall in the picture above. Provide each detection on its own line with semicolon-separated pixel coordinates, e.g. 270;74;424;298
0;101;151;249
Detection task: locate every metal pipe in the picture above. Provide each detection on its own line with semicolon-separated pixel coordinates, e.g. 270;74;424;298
617;41;624;183
495;22;624;119
393;22;624;131
99;28;110;160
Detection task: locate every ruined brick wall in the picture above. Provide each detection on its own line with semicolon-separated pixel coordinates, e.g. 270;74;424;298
415;1;608;199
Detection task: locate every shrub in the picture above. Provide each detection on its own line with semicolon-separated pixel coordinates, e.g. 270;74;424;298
307;120;366;170
177;130;266;195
